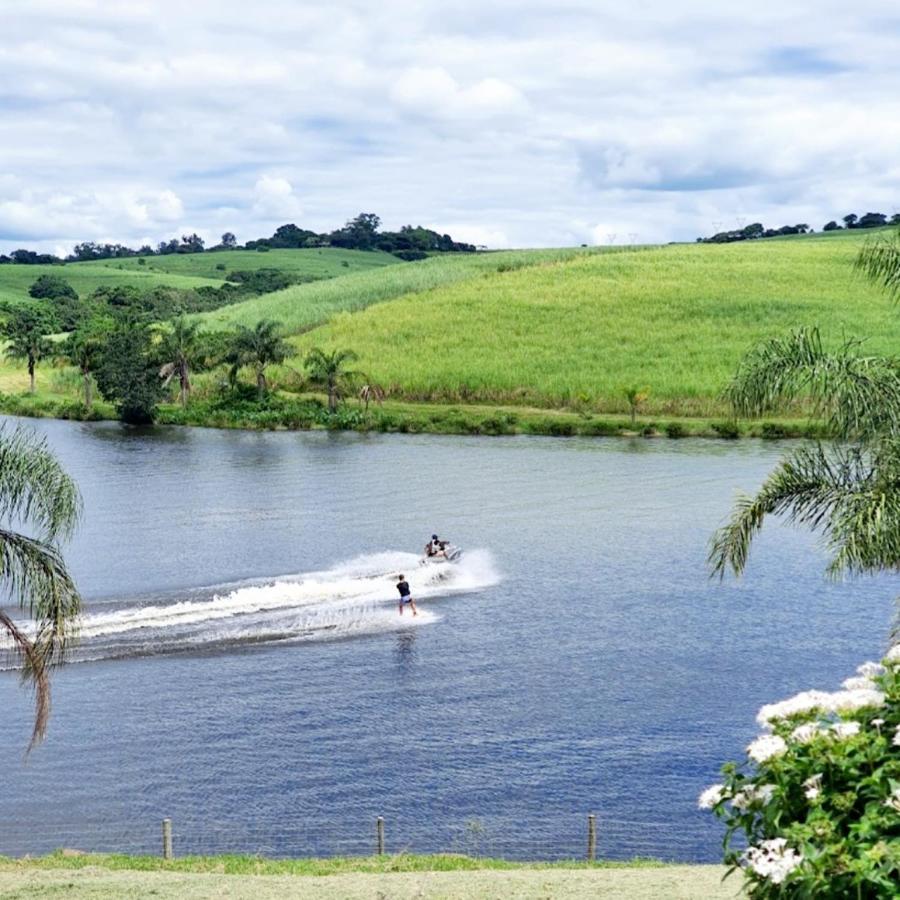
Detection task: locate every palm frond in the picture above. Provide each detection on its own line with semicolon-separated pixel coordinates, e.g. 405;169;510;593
709;440;900;579
0;425;82;541
0;529;81;645
725;327;900;440
856;228;900;302
0;611;51;750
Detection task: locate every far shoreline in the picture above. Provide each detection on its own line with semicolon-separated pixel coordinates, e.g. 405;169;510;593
0;392;825;441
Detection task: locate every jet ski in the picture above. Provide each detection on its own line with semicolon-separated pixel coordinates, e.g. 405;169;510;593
420;545;463;565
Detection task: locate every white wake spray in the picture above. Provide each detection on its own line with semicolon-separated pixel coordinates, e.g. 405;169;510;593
2;550;500;665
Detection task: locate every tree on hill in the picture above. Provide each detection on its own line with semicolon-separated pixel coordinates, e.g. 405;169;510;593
157;317;205;407
226;320;293;398
62;321;109;409
857;212;888;229
823;220;841;231
28;275;77;302
304;347;362;413
220;232;237;249
331;213;382;250
0;423;82;749
2;306;53;393
843;213;859;228
95;319;164;424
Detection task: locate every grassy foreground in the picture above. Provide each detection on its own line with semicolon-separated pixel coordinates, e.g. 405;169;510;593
0;854;736;899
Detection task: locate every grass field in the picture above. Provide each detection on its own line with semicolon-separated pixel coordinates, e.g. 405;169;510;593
0;264;219;307
1;230;896;432
88;247;401;280
197;247;603;332
290;232;899;416
0;855;737;899
0;249;402;307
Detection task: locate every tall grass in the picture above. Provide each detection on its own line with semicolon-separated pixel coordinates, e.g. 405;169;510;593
197;247;607;333
291;234;900;416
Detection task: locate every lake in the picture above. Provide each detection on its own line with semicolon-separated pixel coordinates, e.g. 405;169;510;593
0;418;893;861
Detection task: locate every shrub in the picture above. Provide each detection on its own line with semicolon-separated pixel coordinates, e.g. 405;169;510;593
700;648;900;897
665;422;687;439
711;420;741;439
761;422;789;440
640;422;658;437
579;418;618;436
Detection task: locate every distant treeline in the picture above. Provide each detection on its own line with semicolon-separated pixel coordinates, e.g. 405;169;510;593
0;213;477;265
698;211;900;244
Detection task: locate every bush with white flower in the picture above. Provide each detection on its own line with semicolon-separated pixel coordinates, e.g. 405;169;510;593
700;647;900;896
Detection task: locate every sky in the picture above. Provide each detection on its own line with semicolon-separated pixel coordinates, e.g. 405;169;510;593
1;0;899;253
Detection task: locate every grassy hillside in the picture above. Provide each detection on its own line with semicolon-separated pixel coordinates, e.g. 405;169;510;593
0;249;401;307
0;263;219;307
291;232;900;416
198;248;602;333
92;248;401;280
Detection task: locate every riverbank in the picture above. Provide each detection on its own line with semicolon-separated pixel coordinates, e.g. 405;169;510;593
0;854;737;899
0;390;826;439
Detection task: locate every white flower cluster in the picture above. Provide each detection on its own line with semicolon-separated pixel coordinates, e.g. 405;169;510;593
893;725;900;748
883;645;900;664
884;788;900;813
731;783;775;810
790;722;820;744
841;676;875;691
697;783;725;810
756;688;885;728
747;734;787;763
857;661;886;678
831;720;861;740
803;773;823;801
742;838;804;884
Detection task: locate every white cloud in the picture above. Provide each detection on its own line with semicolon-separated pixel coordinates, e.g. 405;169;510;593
2;0;900;251
390;68;527;119
252;176;301;220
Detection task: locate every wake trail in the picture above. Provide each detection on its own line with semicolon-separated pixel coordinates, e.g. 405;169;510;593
0;550;500;666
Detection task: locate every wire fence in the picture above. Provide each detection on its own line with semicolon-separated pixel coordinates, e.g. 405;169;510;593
0;813;718;862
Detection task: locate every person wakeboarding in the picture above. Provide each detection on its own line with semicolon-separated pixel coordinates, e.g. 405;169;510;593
396;574;418;616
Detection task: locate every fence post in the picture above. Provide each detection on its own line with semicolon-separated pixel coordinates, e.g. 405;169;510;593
162;818;173;860
376;816;385;855
587;813;596;862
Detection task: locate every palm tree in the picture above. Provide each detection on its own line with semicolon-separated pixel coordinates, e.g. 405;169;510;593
358;382;385;412
226;320;292;398
709;232;900;580
0;424;81;748
62;324;106;409
2;306;52;394
158;317;202;406
304;347;361;413
624;386;649;425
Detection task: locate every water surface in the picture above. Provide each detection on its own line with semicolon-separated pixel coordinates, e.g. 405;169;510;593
0;419;893;860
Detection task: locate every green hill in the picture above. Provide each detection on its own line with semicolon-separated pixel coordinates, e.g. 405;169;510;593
89;248;401;281
0;263;219;307
198;248;597;333
287;232;900;417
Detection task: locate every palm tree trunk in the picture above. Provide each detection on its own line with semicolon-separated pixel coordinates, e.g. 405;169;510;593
28;357;35;394
180;362;191;407
328;376;337;412
82;369;92;409
257;368;267;398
